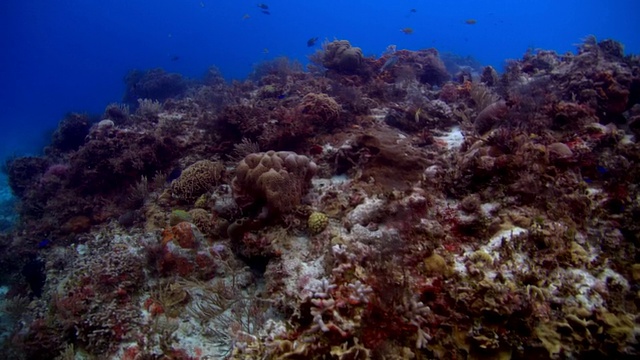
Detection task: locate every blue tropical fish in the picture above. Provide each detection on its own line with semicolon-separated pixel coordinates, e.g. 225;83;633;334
379;56;399;73
37;239;51;249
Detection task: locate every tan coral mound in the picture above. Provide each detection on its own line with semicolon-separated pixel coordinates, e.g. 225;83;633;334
232;151;317;213
170;160;223;201
322;39;364;74
299;93;341;129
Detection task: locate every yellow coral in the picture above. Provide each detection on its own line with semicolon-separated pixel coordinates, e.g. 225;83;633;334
308;212;329;235
194;194;209;209
423;253;451;277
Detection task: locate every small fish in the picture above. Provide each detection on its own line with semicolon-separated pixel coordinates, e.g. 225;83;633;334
170;55;180;61
414;108;422;123
307;37;319;47
379;55;399;73
263;48;269;54
261;10;271;15
167;167;182;182
199;1;205;8
596;165;608;174
242;14;251;20
257;3;269;10
410;8;417;13
382;44;397;57
465;19;477;25
400;27;414;35
37;239;51;249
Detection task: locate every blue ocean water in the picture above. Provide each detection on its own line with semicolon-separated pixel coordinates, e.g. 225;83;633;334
0;0;638;222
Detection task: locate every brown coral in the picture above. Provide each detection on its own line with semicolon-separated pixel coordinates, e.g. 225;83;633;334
322;40;364;74
299;93;342;130
474;99;508;134
232;151;317;213
170;160;223;201
188;208;214;236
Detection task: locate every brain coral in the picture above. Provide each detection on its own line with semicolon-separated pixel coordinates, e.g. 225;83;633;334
299;93;341;129
171;160;223;201
232;151;317;213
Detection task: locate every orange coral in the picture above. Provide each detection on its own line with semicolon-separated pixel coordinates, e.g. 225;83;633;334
161;222;201;249
457;80;473;95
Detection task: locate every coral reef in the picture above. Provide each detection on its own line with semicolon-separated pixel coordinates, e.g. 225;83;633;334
2;37;640;359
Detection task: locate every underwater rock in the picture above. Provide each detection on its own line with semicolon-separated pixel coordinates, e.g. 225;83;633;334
158;222;215;279
22;257;46;297
480;65;500;87
415;48;450;86
338;130;427;191
123;68;188;107
474;99;508;134
49;113;91;153
5;156;48;197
